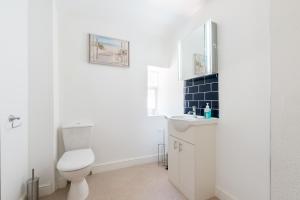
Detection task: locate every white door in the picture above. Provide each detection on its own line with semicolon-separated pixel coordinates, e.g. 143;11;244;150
0;0;29;199
179;140;195;200
168;136;180;188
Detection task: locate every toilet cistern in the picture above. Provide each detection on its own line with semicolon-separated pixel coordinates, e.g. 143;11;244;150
57;122;95;200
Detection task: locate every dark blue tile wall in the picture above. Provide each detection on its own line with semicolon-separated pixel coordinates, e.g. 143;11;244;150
184;74;219;118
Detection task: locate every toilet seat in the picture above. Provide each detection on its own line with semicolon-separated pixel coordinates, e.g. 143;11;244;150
57;148;95;172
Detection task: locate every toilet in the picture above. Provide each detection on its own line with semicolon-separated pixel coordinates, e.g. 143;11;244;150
57;122;95;200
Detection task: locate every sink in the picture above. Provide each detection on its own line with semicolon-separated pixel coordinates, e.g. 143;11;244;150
170;115;204;120
168;114;217;132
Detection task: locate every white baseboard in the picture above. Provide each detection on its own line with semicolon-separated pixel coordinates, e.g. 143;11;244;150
92;154;157;174
56;176;67;189
39;183;55;197
215;186;238;200
20;184;53;199
55;154;157;190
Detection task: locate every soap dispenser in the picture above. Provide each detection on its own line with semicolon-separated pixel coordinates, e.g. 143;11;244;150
204;103;212;119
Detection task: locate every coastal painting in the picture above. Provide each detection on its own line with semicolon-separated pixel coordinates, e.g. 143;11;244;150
194;53;205;75
89;34;129;67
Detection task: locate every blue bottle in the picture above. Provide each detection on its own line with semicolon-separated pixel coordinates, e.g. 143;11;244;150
204;103;212;119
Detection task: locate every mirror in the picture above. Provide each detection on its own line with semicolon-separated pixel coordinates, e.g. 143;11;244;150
179;20;218;80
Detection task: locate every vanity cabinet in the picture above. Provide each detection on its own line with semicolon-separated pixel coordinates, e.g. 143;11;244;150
169;136;195;199
168;120;216;200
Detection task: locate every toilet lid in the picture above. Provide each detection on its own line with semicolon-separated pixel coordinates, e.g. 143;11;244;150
57;148;95;172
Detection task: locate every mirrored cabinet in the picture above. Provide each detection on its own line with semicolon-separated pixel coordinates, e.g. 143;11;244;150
179;20;218;80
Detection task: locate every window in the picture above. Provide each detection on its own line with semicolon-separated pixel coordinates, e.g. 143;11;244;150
147;65;178;116
147;69;159;116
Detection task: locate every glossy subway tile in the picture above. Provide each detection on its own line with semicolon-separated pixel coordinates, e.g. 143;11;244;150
205;92;218;101
211;83;218;91
194;93;205;101
184;74;219;118
188;86;198;93
205;74;218;83
193;77;205;85
198;84;211;92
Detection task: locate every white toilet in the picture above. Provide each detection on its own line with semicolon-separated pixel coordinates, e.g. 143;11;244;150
57;122;95;200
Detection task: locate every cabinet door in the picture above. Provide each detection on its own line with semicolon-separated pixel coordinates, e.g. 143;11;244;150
179;140;195;200
168;136;180;188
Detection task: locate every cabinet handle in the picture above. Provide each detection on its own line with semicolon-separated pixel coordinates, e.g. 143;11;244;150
174;141;178;150
179;143;183;152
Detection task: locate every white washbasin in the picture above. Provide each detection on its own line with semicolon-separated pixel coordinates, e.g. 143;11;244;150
168;114;217;132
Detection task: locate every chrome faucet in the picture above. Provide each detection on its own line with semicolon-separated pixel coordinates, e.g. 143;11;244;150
188;106;197;117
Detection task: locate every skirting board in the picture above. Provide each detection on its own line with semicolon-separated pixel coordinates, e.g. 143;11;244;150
56;154;158;189
92;154;157;174
215;186;238;200
56;176;67;189
39;183;55;197
20;184;54;199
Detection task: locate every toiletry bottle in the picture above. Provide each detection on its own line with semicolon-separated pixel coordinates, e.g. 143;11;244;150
204;103;212;119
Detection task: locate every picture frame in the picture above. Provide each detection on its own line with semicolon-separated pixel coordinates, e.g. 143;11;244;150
89;34;130;67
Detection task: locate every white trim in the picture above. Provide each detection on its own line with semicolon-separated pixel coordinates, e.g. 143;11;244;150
56;176;67;189
55;154;157;190
92;154;157;174
20;184;54;198
215;186;238;200
39;183;55;197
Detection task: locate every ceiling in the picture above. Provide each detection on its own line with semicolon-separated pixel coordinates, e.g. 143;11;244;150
58;0;206;37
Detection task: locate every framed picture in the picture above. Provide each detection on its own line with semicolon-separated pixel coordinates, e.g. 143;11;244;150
89;34;129;67
193;53;205;75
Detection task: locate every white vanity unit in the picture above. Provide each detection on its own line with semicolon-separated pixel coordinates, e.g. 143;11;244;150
167;115;217;200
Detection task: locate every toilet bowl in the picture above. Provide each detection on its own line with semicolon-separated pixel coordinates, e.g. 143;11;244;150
57;148;95;200
57;122;95;200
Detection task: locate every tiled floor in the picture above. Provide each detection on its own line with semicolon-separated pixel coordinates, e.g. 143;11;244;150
41;163;219;200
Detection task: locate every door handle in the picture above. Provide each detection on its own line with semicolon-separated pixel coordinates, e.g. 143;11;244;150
8;115;21;128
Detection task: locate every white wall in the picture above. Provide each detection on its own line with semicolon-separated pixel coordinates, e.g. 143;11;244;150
270;0;300;199
27;1;287;199
173;0;271;199
26;0;183;193
0;0;29;199
28;0;58;196
56;0;180;171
